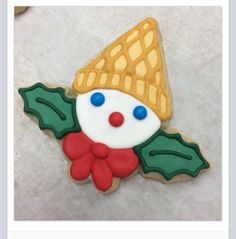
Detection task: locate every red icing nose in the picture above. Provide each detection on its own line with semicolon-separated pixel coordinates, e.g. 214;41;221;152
108;112;124;127
91;142;109;159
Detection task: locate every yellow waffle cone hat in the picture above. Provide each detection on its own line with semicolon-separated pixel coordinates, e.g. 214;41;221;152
73;18;172;121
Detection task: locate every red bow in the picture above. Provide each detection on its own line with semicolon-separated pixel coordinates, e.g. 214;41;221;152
63;132;139;192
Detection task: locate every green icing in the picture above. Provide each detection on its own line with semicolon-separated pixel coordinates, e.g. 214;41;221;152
18;83;80;139
134;129;209;180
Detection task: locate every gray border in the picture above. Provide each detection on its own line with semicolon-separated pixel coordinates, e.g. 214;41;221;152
0;0;7;238
229;0;235;238
0;2;234;238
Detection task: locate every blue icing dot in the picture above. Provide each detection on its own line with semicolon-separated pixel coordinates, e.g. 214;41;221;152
90;92;105;107
133;106;147;120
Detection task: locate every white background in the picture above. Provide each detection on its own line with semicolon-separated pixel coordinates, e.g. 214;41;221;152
8;0;228;238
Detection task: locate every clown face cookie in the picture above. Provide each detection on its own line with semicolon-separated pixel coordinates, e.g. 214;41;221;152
19;18;209;193
76;89;161;148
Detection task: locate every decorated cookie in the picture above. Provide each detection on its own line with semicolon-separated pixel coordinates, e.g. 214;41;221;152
15;6;29;16
19;18;209;193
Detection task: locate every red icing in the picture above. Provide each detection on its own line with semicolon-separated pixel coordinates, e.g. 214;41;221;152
91;142;109;159
108;112;124;127
106;149;139;177
63;132;91;161
63;131;139;192
70;154;93;180
92;159;113;191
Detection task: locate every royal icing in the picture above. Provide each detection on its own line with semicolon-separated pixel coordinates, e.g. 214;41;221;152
76;89;161;148
134;129;210;180
18;83;80;139
63;131;139;191
18;18;210;193
73;17;172;121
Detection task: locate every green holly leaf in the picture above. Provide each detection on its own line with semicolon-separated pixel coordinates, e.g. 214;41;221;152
18;83;80;139
134;129;209;180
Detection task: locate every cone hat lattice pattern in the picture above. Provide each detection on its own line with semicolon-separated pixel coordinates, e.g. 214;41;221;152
73;18;172;120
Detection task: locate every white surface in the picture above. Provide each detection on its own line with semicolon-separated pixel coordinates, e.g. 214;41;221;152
76;89;160;148
14;6;222;220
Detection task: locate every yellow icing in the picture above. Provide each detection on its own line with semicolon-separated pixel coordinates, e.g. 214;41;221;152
76;73;84;87
111;74;120;86
161;93;167;113
135;61;147;77
144;30;154;48
129;40;142;61
148;49;158;68
87;72;96;86
73;18;172;121
136;80;145;96
99;73;108;85
110;44;122;57
95;59;105;69
124;76;132;90
126;30;139;43
155;71;161;85
143;23;150;29
149;85;157;104
114;55;127;71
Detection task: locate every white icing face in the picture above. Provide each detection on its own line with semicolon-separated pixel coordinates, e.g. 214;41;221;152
76;89;161;148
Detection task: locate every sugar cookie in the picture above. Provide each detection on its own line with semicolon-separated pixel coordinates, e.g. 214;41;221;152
19;18;209;193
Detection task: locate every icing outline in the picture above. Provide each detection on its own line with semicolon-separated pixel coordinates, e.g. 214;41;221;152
63;131;139;192
17;18;210;193
134;129;210;181
76;89;161;148
18;83;81;139
73;18;172;121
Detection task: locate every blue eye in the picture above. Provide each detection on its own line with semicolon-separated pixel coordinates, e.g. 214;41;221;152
90;92;105;107
133;106;147;120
